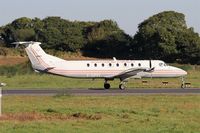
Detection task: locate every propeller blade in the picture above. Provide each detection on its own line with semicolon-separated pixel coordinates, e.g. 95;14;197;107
149;60;152;68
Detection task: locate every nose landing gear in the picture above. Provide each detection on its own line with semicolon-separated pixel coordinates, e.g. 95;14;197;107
181;77;186;89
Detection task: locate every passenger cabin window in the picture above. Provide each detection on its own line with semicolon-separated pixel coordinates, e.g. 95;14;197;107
124;63;127;67
116;63;119;67
102;63;104;67
138;63;141;67
109;63;112;67
131;63;134;67
87;63;90;67
94;63;97;67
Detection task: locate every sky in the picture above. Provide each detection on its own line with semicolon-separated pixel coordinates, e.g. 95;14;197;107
0;0;200;35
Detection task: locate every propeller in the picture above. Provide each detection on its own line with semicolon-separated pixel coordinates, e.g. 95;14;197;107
148;59;155;72
149;59;152;68
148;59;154;79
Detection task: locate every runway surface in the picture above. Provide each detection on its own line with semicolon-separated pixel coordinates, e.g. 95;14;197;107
2;88;200;96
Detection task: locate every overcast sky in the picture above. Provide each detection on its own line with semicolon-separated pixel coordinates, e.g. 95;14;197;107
0;0;199;35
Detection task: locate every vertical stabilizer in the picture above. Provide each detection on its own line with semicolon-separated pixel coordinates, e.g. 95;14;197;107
13;42;51;71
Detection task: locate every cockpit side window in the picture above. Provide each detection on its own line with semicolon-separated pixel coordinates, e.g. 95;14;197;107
159;62;167;67
159;63;163;67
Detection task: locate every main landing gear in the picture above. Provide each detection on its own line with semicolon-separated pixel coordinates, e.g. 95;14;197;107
104;79;111;89
104;79;126;90
104;82;110;89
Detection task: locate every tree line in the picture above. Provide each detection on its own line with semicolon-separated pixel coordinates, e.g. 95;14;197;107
0;11;200;64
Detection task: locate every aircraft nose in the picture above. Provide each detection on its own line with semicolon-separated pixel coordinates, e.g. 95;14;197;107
179;68;187;76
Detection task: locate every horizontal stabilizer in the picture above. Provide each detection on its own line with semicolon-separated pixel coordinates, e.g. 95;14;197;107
12;41;41;48
0;82;7;87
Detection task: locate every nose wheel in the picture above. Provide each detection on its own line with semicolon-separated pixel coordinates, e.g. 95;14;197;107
181;76;186;89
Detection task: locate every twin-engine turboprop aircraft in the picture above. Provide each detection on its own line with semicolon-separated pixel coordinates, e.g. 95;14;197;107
13;41;187;89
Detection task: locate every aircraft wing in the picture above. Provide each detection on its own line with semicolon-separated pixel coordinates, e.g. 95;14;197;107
107;67;154;81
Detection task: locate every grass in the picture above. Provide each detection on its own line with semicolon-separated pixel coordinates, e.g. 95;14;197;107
0;56;28;66
0;69;200;89
0;95;200;133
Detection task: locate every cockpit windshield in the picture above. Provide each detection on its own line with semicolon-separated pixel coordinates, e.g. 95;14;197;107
159;62;168;67
164;62;168;66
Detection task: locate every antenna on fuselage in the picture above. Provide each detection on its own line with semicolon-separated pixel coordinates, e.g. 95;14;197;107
113;57;117;61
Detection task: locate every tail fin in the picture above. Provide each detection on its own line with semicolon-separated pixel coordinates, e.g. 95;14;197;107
13;41;54;71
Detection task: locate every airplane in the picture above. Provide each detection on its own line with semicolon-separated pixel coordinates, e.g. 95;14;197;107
13;41;187;90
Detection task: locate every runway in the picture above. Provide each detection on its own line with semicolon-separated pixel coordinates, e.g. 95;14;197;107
2;88;200;96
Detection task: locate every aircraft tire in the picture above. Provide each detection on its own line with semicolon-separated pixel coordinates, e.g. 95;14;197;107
104;83;110;89
119;84;125;90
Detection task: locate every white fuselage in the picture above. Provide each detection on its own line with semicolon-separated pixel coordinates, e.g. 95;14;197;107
45;58;187;78
24;42;187;79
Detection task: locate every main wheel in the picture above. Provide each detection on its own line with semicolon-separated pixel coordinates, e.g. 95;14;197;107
104;83;110;89
119;84;125;90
